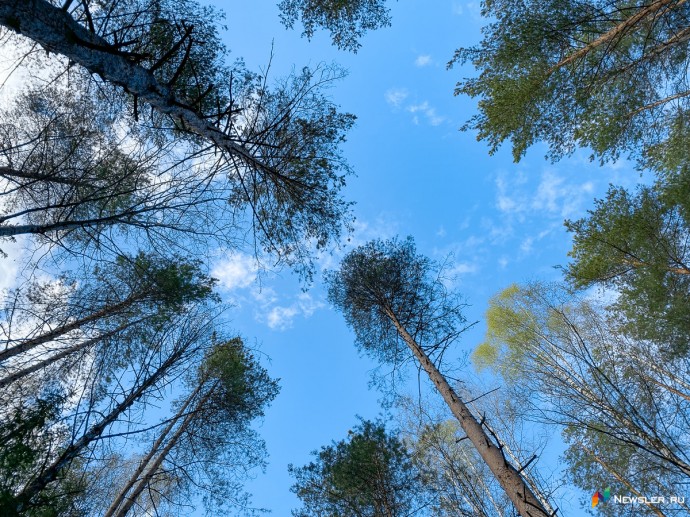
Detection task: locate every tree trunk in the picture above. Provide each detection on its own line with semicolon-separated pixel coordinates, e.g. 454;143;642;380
103;381;206;517
108;382;216;517
0;166;86;186
14;344;186;511
384;308;553;517
0;319;141;388
550;0;687;72
0;297;137;364
0;0;278;179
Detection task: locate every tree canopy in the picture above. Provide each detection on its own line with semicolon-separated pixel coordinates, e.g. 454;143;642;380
326;237;554;517
565;169;690;358
278;0;393;52
289;419;430;517
474;282;690;515
453;0;690;168
0;0;357;279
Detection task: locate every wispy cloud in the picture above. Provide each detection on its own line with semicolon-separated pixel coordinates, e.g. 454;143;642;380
415;54;432;67
264;292;324;330
451;1;482;19
385;88;447;127
384;88;409;108
407;101;445;126
212;252;259;291
495;170;595;219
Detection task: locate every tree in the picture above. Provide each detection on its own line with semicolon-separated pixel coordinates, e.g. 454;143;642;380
0;389;87;517
564;170;690;358
397;390;561;517
452;0;690;168
2;305;279;516
0;0;356;279
289;419;431;517
0;85;243;258
104;338;279;517
8;310;208;513
474;282;690;516
325;237;554;517
397;397;517;517
0;251;216;382
278;0;393;52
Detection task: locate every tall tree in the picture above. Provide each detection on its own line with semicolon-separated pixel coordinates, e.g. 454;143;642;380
278;0;393;52
564;169;690;358
2;305;280;516
0;0;355;279
452;0;690;168
397;392;556;517
0;85;241;257
0;389;87;516
104;338;279;517
0;251;215;380
474;282;690;516
289;419;431;517
325;237;554;517
397;397;515;517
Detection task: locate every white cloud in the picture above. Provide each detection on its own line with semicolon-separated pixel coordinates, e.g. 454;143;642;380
384;88;408;108
448;262;478;276
415;54;432;67
532;171;596;218
466;1;482;19
495;170;595;219
264;292;324;330
386;90;447;126
212;252;259;290
407;101;445;126
266;305;300;330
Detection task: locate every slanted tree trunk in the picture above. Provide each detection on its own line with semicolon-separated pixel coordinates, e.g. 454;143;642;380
0;297;138;364
384;308;553;517
14;344;186;512
0;319;142;388
0;0;275;177
103;381;208;517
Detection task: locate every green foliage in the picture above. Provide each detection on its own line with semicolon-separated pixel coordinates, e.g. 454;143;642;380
89;0;229;115
278;0;392;52
0;392;86;516
98;251;218;312
325;237;469;366
200;337;280;425
565;170;690;357
288;420;430;516
472;282;552;380
229;65;356;282
453;0;690;167
151;337;280;516
476;282;690;514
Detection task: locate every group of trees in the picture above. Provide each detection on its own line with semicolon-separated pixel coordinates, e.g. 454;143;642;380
1;0;688;515
290;1;690;516
0;0;378;514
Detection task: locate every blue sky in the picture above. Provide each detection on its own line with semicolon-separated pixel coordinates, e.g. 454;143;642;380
0;1;648;515
199;1;651;515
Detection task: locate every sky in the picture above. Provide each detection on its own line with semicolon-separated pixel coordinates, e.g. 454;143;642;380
0;1;649;515
192;1;650;515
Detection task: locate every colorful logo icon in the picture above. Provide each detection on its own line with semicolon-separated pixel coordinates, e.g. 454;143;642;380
592;487;611;507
